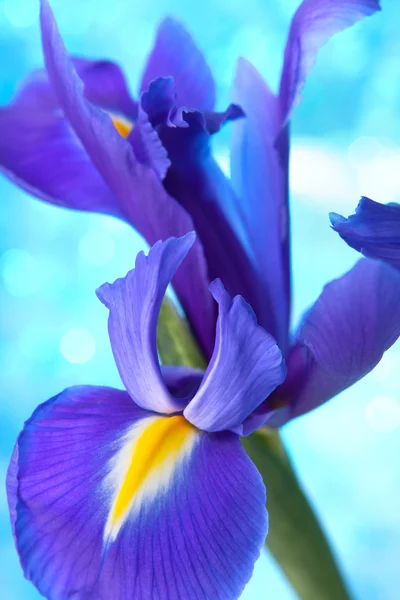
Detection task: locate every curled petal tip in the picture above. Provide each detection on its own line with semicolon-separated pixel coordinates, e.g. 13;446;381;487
181;229;196;245
95;281;112;306
208;277;224;297
329;212;347;227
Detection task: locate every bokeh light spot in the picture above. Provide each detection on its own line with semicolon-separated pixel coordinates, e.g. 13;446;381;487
348;136;382;168
60;328;96;364
79;229;116;266
1;249;44;297
365;396;400;433
291;143;355;207
4;0;37;28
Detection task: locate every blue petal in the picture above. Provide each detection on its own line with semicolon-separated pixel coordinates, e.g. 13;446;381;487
136;76;267;349
140;17;216;111
140;76;178;127
128;104;171;180
330;197;400;269
184;279;286;432
231;58;290;352
279;0;381;124
11;386;267;600
0;104;122;218
40;0;215;356
97;234;196;415
6;442;18;543
161;365;204;398
0;52;137;217
157;102;267;339
291;258;400;418
12;57;137;118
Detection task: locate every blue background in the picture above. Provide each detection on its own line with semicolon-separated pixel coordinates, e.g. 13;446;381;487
1;0;400;598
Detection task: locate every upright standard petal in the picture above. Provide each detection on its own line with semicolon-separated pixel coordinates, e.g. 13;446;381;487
141;76;270;338
330;197;400;269
97;234;196;415
11;386;267;600
279;0;381;124
291;258;400;418
40;0;215;355
161;108;270;334
140;17;216;111
184;279;286;433
231;59;290;352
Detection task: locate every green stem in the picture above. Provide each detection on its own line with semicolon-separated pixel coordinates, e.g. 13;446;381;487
157;298;207;369
242;430;352;600
157;300;352;600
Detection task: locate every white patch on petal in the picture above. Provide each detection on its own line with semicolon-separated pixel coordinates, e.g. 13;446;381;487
102;416;200;543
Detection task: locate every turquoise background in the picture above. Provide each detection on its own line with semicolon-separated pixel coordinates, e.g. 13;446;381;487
1;0;400;598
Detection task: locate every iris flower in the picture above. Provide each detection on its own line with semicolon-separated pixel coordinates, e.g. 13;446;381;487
7;233;287;599
4;1;400;597
5;0;399;428
331;196;400;269
0;0;382;358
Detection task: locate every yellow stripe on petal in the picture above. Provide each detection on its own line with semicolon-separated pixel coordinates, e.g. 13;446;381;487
104;415;199;542
111;115;133;138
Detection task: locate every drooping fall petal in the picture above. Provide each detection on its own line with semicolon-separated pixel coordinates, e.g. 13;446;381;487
291;258;400;417
8;386;267;600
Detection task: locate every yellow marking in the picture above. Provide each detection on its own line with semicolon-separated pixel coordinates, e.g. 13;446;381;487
108;416;196;533
111;115;133;138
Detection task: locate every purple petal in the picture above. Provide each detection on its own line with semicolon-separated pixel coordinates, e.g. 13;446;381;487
231;58;290;351
140;17;216;111
11;386;145;598
202;103;245;134
140;76;178;127
240;343;307;431
159;106;269;337
97;235;196;414
0;54;135;218
12;385;267;599
40;0;215;356
137;77;266;331
128;104;171;180
292;258;400;418
0;105;122;217
330;197;400;269
13;58;137;120
279;0;381;124
161;365;204;398
0;52;137;218
67;58;137;119
184;279;286;432
141;76;243;132
6;442;18;543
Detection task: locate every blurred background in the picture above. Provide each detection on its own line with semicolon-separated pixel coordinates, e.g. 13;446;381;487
1;0;399;598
